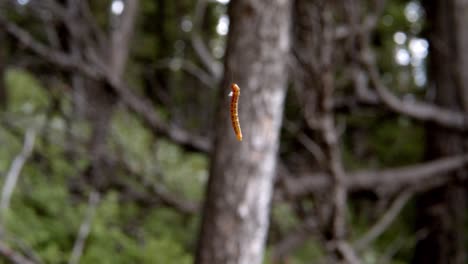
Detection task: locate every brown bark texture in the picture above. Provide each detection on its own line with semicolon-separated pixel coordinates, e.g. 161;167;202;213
414;1;468;263
195;0;291;263
73;0;138;188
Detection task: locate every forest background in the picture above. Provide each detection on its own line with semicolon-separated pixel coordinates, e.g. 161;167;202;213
0;0;467;263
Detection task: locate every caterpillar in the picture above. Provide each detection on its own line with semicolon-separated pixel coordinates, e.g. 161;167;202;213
229;83;243;141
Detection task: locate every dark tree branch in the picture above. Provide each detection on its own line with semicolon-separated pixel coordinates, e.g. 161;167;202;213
0;129;36;211
354;190;412;251
271;217;319;262
0;16;100;78
108;150;200;215
191;0;222;79
282;154;468;198
109;0;139;79
68;191;100;264
0;16;211;153
332;241;361;264
359;37;468;131
155;58;217;88
0;241;37;264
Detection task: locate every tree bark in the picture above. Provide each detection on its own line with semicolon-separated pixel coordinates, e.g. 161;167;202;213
88;0;138;188
67;0;138;188
414;1;468;263
195;1;291;264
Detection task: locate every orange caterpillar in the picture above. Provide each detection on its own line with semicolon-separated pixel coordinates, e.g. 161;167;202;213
229;83;242;141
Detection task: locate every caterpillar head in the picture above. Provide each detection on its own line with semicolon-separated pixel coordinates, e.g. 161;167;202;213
231;83;240;93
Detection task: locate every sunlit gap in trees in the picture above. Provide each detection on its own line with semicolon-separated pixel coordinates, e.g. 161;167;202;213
392;1;428;87
181;16;193;32
16;0;29;5
111;0;125;16
173;0;229;59
213;1;230;58
216;15;229;36
215;0;230;37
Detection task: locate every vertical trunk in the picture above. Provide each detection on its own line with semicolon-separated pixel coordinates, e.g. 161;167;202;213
109;0;138;81
414;1;468;263
70;0;138;188
195;1;291;264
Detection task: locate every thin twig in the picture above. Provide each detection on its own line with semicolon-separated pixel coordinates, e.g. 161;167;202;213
334;240;361;264
360;42;468;131
354;190;412;251
1;129;36;212
282;154;468;197
283;120;327;166
68;191;100;264
191;0;222;79
0;17;212;153
0;16;100;79
271;217;318;261
155;58;217;88
0;240;36;264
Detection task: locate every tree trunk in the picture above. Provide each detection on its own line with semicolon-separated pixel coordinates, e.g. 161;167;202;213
68;0;138;188
88;0;138;188
195;1;291;264
414;1;468;263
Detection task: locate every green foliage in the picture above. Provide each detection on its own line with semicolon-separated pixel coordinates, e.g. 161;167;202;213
0;1;443;263
0;128;21;173
375;1;424;94
343;111;424;170
264;239;324;264
5;68;49;115
271;202;300;233
157;140;207;201
2;155;197;263
1;69;203;263
349;198;417;264
369;117;424;166
111;109;207;202
79;194;193;264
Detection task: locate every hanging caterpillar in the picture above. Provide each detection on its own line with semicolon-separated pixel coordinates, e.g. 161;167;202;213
229;83;243;141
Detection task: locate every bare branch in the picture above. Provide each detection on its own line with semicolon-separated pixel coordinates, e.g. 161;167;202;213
147;182;199;214
0;17;211;153
155;58;217;88
0;16;100;79
78;0;108;52
354;190;412;251
68;191;100;264
283;121;326;166
292;1;361;261
191;35;222;79
1;130;36;211
0;241;36;264
108;153;199;215
378;229;428;264
339;2;468;131
333;241;361;264
334;1;385;40
349;154;468;190
191;0;222;79
109;0;139;79
106;76;212;152
361;42;468;130
271;217;318;262
282;154;468;197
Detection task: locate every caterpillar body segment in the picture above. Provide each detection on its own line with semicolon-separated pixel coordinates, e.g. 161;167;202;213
230;83;243;141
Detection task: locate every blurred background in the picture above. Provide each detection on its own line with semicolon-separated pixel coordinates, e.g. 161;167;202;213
0;0;467;263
